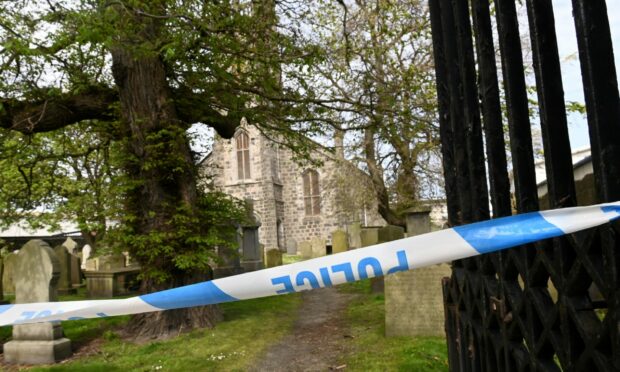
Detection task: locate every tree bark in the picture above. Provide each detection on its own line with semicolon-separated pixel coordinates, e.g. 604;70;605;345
110;14;219;338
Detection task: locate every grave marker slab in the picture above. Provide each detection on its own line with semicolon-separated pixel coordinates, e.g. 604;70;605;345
4;240;72;364
297;241;312;259
331;229;349;253
347;222;362;249
310;237;325;258
53;245;76;295
385;209;450;337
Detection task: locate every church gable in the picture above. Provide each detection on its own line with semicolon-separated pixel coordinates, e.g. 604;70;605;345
200;123;386;253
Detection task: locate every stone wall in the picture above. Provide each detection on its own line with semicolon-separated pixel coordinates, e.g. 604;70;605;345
201;122;387;252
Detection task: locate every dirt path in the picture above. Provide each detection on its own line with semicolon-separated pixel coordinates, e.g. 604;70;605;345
251;287;355;372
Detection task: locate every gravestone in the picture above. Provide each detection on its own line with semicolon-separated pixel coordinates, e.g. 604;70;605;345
405;206;433;236
62;238;78;255
84;266;141;298
310;237;326;258
331;229;349;254
2;251;18;294
81;244;92;270
385;209;450;337
83;257;98;271
53;245;76;295
371;225;405;293
69;253;82;287
286;240;297;255
265;248;283;268
4;240;72;364
298;241;312;259
360;227;380;248
98;254;126;270
241;227;263;272
240;200;263;272
348;222;362;249
0;248;7;303
378;225;405;243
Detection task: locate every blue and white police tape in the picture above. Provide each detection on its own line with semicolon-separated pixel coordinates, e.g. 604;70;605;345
1;201;619;326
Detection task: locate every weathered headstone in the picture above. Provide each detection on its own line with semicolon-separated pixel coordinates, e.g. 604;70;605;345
385;209;450;337
241;227;263;272
0;248;7;303
81;244;92;270
310;237;326;258
347;222;362;249
84;266;141;298
2;251;18;294
360;227;380;247
4;240;72;364
378;225;405;243
240;200;263;272
53;245;76;295
286;240;297;255
70;254;82;287
405;206;433;236
297;241;312;259
83;257;98;271
98;253;126;270
265;248;283;268
369;225;405;293
62;238;78;255
331;229;349;254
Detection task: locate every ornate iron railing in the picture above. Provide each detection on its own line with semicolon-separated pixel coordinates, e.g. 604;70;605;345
429;0;620;370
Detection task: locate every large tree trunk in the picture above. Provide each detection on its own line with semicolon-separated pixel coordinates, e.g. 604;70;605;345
110;15;219;339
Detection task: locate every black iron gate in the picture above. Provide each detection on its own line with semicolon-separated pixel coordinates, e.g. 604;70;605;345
429;0;620;370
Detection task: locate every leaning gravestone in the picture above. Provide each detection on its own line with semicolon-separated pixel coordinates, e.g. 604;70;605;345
4;240;72;364
385;208;451;337
331;229;349;254
53;245;77;295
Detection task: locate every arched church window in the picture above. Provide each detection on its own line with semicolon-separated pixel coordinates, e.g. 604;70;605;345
302;170;321;216
235;131;251;180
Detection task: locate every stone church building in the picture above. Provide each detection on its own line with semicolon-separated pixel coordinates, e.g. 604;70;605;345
200;123;385;254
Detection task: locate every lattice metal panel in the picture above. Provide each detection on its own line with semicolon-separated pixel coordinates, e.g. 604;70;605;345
429;0;620;370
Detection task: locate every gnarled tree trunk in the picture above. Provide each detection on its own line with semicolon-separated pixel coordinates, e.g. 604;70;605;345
110;14;219;340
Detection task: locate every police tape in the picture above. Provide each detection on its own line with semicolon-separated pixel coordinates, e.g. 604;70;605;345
1;202;619;327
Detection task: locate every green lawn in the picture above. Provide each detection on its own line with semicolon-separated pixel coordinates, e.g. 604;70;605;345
22;293;301;372
3;269;448;371
338;280;449;371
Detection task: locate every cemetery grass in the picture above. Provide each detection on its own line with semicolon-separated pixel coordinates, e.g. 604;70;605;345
4;293;301;371
338;279;449;371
